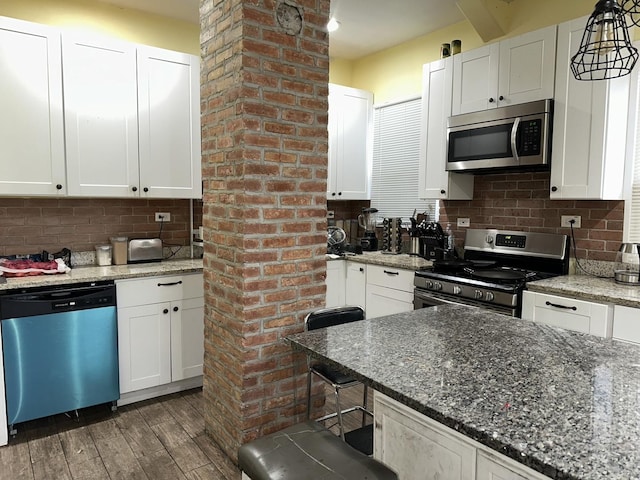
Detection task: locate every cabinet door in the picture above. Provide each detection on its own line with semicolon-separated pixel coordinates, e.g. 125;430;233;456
452;43;499;115
326;260;346;308
477;451;528;480
366;284;414;319
374;393;475;480
327;84;373;200
137;46;202;199
613;305;640;345
418;59;473;200
0;17;65;196
171;297;204;381
345;262;366;309
118;303;172;393
550;17;631;200
498;25;556;107
63;34;140;197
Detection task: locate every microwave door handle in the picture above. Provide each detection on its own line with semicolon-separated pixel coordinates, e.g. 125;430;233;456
510;117;521;163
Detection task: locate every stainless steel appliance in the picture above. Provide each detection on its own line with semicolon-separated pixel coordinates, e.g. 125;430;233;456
358;208;379;251
1;281;119;434
446;99;553;173
128;238;163;263
414;229;569;316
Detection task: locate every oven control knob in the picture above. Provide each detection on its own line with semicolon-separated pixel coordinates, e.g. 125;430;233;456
453;286;462;295
485;235;494;245
426;280;434;289
434;282;443;291
474;290;484;299
485;292;495;302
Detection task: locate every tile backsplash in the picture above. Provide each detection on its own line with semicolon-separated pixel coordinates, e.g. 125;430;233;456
0;198;202;259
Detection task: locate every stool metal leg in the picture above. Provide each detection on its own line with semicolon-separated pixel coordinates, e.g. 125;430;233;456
361;385;368;427
306;369;313;420
334;386;346;440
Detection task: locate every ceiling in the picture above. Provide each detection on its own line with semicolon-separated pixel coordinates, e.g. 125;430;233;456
94;0;473;59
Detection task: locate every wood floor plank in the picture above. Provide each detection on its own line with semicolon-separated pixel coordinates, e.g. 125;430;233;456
162;395;205;438
167;438;210;473
114;407;164;458
184;463;228;480
28;433;63;463
94;436;148;480
151;419;191;449
0;442;34;480
135;400;174;427
59;425;100;465
32;454;72;480
138;449;187;480
193;434;240;480
181;388;204;412
86;418;121;442
67;456;110;480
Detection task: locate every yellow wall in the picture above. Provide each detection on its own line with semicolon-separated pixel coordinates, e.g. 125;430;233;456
334;0;599;103
0;0;199;54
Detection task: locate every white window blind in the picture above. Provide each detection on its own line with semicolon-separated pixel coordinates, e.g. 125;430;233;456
371;97;438;223
625;75;640;243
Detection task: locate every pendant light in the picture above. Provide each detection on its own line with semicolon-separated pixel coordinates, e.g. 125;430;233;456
570;0;638;81
621;0;640;26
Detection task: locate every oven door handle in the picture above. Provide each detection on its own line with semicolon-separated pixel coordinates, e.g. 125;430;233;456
510;116;521;163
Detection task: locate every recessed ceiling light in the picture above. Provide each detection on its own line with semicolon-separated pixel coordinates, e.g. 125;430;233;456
327;17;340;32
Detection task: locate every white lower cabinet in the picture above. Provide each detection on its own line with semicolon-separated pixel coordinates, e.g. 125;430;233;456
116;273;204;403
326;260;346;308
521;291;613;337
366;265;414;319
374;392;551;480
613;305;640;345
346;262;367;309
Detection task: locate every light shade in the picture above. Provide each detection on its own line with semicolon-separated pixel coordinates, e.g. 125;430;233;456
570;0;638;80
621;0;640;26
327;17;340;33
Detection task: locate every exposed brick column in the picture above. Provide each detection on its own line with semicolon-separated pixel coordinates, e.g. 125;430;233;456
199;0;329;461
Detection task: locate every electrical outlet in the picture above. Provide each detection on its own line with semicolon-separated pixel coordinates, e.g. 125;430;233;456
457;218;470;227
561;215;581;228
155;212;171;222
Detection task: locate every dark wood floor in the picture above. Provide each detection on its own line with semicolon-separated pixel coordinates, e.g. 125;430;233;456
0;384;371;480
0;388;240;480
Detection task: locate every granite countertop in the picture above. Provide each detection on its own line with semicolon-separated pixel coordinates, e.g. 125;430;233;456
328;251;433;270
528;274;640;309
0;258;204;291
287;305;640;480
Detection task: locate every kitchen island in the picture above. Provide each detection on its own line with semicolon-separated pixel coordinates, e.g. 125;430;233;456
286;305;640;480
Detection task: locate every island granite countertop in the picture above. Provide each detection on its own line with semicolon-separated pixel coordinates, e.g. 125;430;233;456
329;251;433;270
287;305;640;480
0;258;203;291
527;274;640;309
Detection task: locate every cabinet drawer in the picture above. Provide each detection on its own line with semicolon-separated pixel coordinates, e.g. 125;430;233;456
613;305;640;344
366;264;414;293
116;273;203;308
521;291;612;337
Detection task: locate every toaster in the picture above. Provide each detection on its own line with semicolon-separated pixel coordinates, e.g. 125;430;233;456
128;238;163;263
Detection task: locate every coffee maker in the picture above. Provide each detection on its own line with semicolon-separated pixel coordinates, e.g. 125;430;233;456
358;207;379;251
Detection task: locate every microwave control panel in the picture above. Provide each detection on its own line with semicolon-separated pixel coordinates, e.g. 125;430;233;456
518;119;542;156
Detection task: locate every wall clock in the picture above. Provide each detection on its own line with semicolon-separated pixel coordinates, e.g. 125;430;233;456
276;1;303;35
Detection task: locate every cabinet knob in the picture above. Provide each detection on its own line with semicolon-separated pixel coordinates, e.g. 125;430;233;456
173;306;179;312
163;308;169;314
143;187;149;193
359;267;364;272
132;186;138;192
440;189;446;195
338;192;342;196
331;192;336;196
499;95;504;101
551;186;558;192
56;184;63;190
489;97;495;103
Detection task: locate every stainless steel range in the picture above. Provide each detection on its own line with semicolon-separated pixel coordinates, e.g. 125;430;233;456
414;229;569;316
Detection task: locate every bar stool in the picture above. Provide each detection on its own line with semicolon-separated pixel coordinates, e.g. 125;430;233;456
305;306;372;451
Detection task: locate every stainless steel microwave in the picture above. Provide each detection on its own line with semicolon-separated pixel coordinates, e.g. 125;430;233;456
446;99;553;173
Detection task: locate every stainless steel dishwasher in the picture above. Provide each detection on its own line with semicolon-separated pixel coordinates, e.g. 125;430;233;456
0;281;119;434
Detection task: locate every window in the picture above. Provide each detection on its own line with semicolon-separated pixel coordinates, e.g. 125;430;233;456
370;97;438;224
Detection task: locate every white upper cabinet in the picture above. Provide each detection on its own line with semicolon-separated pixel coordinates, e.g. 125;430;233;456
452;25;557;115
418;58;473;200
137;46;202;198
550;16;634;200
0;17;66;196
63;34;140;197
327;84;373;200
